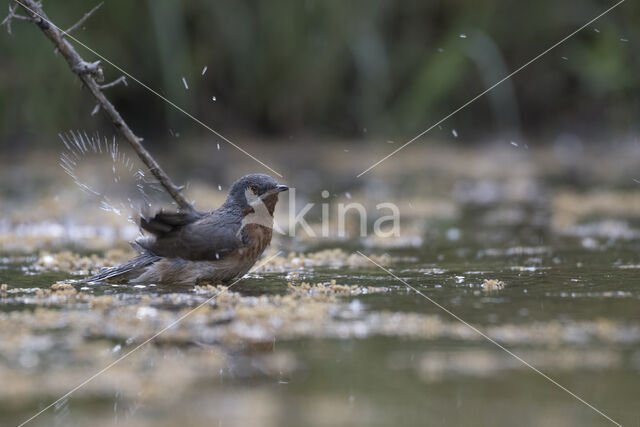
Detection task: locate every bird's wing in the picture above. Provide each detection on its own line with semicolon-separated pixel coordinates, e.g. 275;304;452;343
140;209;205;235
138;208;243;261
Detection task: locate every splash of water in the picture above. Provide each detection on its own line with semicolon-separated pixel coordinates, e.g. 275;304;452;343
59;130;168;221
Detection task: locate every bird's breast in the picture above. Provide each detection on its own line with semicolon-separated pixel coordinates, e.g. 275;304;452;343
241;223;273;258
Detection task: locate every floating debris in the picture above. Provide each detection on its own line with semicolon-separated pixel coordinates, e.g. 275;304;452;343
21;249;401;278
617;264;640;269
50;282;75;292
416;348;620;382
452;129;458;138
212;96;217;102
459;34;467;38
481;279;505;291
510;141;518;147
33;250;133;274
201;66;208;75
288;280;390;296
552;191;640;230
620;38;628;42
256;249;397;272
182;77;189;89
419;268;448;275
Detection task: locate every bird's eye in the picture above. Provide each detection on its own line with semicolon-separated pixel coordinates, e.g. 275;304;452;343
249;184;259;194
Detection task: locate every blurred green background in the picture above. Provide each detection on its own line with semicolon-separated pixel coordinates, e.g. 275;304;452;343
0;0;638;152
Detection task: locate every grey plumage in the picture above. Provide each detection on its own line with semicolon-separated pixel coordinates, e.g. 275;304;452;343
87;174;288;286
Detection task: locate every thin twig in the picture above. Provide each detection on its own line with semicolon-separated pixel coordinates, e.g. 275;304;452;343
61;1;102;36
100;75;127;90
1;3;32;35
12;0;194;211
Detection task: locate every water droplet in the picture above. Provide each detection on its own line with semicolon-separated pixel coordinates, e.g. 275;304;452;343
446;228;461;241
321;190;330;198
218;185;222;191
182;77;189;89
212;96;217;102
510;141;518;147
593;28;600;33
201;66;208;75
561;56;568;60
620;38;629;42
459;34;467;38
217;143;220;151
452;129;458;138
345;192;351;199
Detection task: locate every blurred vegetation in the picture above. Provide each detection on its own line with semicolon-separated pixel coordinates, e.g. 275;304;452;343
0;0;638;151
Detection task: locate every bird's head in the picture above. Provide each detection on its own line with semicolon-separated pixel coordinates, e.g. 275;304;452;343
226;174;288;215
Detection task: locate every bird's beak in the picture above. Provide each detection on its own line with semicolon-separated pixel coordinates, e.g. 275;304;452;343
262;184;289;199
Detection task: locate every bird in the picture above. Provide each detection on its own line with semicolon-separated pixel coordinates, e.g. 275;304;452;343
87;174;288;285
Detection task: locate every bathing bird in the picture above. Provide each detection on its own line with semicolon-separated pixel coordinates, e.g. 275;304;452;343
88;174;288;285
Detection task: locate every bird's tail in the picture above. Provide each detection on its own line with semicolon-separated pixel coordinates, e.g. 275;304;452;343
86;253;160;283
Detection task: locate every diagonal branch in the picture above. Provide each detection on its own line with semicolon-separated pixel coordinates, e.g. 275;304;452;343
11;0;194;212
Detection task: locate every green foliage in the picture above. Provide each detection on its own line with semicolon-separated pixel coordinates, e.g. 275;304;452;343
0;0;638;148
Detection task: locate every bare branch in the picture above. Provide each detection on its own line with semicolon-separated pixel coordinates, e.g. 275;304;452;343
100;75;127;90
61;1;102;37
14;0;194;212
71;59;104;81
1;3;32;35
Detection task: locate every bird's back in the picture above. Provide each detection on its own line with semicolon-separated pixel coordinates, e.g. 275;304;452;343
138;206;243;261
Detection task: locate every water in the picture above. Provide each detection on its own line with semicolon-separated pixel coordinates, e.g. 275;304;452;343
1;218;638;426
1;144;639;426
